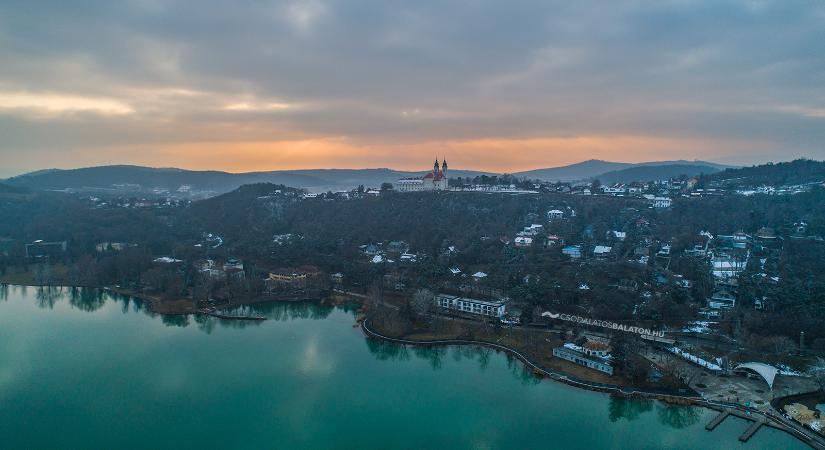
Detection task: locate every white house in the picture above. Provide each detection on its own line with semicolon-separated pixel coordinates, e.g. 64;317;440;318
593;245;612;257
651;197;672;208
708;290;736;309
521;224;545;236
547;209;564;221
712;255;747;279
514;236;533;248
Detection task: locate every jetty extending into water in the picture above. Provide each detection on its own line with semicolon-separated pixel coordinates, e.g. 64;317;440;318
704;409;766;443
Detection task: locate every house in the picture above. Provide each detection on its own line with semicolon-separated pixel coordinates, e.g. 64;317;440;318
25;240;67;259
593;245;612;258
545;235;563;248
553;342;613;375
708;290;736;309
603;184;627;195
194;259;216;272
223;258;243;271
386;241;409;254
650;197;672;208
397;159;449;192
95;242;128;252
330;272;344;287
657;244;671;256
153;256;182;264
266;266;322;291
712;255;747;279
449;267;462;275
547;209;564;221
472;271;488;281
435;294;506;318
363;244;382;256
562;245;582;259
399;252;418;263
607;231;627;241
272;234;295;246
514;236;533;248
521;224;545;236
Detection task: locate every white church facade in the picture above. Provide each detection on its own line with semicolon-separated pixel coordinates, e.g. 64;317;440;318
397;159;450;192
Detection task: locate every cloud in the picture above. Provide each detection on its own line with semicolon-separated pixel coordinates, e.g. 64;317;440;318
0;91;133;116
0;0;823;172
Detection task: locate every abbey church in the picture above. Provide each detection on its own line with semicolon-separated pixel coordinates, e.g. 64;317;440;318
396;159;449;192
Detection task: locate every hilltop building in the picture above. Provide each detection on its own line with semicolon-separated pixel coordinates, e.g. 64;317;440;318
397;159;449;192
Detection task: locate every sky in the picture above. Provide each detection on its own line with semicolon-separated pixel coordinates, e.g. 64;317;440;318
1;0;824;177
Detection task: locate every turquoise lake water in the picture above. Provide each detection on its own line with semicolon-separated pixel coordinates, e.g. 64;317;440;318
0;286;807;449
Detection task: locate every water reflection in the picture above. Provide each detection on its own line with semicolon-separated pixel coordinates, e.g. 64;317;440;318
223;301;335;322
365;339;411;361
35;286;64;309
607;396;701;429
608;397;653;422
14;287;345;334
656;404;701;429
364;340;522;379
68;287;106;312
0;283;8;301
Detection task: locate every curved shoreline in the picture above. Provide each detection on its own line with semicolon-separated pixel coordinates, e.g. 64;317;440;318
362;317;825;449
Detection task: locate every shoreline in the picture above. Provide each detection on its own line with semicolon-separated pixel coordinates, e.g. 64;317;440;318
361;317;825;450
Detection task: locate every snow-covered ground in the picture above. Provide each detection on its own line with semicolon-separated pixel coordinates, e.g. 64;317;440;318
668;346;723;371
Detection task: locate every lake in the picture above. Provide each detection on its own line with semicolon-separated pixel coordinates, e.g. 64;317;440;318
0;286;806;449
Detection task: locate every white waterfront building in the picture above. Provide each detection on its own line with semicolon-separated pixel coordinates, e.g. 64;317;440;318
435;294;506;318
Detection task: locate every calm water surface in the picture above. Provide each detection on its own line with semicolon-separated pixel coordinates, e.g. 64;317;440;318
0;286;806;449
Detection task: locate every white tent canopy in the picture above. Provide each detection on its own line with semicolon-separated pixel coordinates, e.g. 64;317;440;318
733;362;780;390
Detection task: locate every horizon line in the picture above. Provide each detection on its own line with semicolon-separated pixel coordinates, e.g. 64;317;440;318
1;157;760;179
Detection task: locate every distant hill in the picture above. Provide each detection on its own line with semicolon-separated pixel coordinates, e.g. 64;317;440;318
513;160;632;181
0;183;30;194
512;159;730;182
595;164;723;184
703;159;825;187
2;165;489;196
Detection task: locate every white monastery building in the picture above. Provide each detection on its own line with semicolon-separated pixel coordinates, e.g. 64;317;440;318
397;159;449;192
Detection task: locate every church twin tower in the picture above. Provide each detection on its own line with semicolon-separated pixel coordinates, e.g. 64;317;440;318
433;158;448;178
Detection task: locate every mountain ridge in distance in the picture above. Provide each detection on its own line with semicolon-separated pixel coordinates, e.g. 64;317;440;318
3;159;735;194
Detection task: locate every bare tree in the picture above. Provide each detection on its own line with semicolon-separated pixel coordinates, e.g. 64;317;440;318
410;288;434;315
808;357;825;393
768;335;796;356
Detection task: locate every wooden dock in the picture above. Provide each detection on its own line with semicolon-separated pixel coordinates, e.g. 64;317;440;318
706;411;730;431
739;420;764;442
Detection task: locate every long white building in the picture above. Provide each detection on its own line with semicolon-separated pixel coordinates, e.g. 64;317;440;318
435;294;506;318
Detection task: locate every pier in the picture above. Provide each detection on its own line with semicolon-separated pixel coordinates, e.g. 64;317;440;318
739;420;764;442
705;411;729;431
704;408;774;445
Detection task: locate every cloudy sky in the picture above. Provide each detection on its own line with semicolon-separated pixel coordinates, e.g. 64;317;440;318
1;0;823;176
